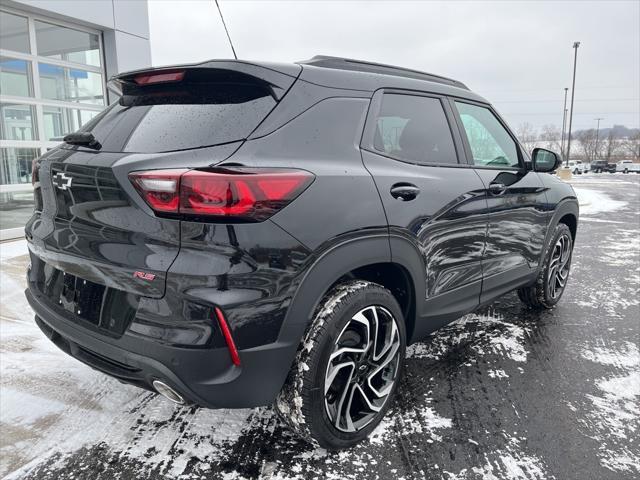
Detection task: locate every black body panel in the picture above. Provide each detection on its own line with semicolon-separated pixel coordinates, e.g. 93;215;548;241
473;168;551;303
25;57;579;409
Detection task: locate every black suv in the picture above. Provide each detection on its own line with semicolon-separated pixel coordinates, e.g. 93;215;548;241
25;56;578;449
590;160;615;173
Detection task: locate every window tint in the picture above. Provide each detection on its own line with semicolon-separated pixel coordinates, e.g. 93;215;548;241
455;102;520;168
373;94;457;165
82;82;275;153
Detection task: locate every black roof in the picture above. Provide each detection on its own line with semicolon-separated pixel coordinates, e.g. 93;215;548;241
298;55;468;90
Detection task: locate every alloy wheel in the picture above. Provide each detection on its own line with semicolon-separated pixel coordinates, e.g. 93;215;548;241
548;233;572;299
324;305;401;433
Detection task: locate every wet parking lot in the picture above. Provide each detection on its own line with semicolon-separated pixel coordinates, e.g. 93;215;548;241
1;173;638;480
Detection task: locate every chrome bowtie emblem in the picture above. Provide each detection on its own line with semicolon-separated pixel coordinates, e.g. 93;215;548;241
52;172;72;190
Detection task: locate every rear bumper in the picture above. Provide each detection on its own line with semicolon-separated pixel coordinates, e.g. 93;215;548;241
26;284;300;409
25;215;313;408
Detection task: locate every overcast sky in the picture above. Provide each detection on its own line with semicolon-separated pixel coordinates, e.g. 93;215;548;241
148;0;640;132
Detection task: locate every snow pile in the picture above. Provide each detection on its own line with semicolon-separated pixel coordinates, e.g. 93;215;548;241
572;187;627;215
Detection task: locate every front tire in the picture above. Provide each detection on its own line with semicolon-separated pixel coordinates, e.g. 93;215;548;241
518;223;573;309
275;280;406;449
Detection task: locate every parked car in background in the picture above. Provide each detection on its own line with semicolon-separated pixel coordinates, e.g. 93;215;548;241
591;160;616;173
25;56;578;449
616;160;640;173
568;160;587;174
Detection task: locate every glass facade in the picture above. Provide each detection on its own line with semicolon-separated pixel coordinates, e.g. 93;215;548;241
0;11;30;53
0;8;105;234
1;103;37;140
34;20;101;67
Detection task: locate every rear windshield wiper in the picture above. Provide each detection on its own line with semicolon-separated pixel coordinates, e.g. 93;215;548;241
63;132;102;150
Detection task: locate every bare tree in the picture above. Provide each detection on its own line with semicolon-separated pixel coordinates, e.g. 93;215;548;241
575;129;598;162
602;130;619;161
620;131;640;161
539;124;562;153
516;122;538;154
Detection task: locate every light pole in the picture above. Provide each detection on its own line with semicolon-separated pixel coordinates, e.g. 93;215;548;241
594;117;604;161
560;87;569;159
565;41;580;167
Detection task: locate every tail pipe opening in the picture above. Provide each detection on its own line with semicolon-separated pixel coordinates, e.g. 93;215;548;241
152;380;185;405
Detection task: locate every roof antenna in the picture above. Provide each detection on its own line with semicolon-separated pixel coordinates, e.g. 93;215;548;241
214;0;238;60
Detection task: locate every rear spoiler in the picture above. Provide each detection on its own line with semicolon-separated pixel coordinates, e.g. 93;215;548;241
108;60;302;100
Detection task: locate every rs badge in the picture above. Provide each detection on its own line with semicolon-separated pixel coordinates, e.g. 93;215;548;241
133;271;156;281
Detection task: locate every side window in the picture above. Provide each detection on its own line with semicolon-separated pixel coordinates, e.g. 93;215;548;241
455;102;520;168
373;94;458;165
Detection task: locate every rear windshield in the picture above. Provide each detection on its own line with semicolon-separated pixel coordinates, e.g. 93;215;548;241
79;73;276;153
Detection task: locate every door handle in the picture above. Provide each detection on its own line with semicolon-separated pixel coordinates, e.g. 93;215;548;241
488;182;506;195
390;183;420;201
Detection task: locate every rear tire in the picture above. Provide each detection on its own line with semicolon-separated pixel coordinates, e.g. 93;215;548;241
275;280;406;449
518;223;573;309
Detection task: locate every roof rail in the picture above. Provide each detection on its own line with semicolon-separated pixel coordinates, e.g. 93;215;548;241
298;55;468;90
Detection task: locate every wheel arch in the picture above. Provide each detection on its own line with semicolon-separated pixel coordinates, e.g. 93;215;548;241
282;233;423;336
271;233;423;395
539;198;579;269
558;211;578;241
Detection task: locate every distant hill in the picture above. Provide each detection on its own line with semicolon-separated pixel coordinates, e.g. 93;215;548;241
574;124;639;138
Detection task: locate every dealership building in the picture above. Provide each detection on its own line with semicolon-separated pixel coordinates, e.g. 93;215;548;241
0;0;151;239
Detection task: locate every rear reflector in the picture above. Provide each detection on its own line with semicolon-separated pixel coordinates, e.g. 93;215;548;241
129;167;314;222
134;69;185;86
214;307;241;367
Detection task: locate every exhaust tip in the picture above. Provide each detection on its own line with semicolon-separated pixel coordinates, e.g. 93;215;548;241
152;380;185;405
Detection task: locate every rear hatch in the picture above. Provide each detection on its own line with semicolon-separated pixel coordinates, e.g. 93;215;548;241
27;61;300;302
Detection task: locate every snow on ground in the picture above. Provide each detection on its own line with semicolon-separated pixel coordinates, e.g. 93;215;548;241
443;436;552;480
407;310;530;364
0;239;27;261
572;187;628;216
369;399;452;445
578;342;640;475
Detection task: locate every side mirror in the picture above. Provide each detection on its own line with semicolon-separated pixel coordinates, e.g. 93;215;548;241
532;148;561;173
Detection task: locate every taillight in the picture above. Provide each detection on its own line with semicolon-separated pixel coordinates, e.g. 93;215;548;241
31;158;40;186
128;167;314;222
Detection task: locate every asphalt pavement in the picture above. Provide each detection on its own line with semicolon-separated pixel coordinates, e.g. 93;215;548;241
1;173;638;480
